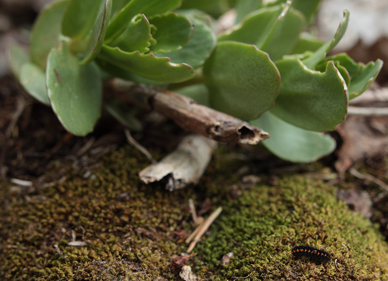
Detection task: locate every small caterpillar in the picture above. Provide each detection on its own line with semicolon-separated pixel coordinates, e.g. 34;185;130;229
291;245;331;262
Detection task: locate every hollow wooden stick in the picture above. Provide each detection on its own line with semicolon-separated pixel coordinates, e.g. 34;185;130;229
112;80;270;145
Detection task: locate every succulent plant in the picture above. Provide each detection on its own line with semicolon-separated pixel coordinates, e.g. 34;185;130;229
9;0;382;162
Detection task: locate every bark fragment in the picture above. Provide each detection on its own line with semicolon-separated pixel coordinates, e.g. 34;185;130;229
139;134;217;191
112;80;269;145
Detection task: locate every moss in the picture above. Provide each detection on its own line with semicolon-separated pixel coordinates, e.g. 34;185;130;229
196;176;388;280
1;146;388;280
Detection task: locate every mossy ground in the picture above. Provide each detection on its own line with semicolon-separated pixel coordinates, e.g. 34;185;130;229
1;145;388;280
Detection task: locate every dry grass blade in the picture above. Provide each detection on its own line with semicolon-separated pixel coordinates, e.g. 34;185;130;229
187;207;222;253
349;167;388;193
125;129;155;164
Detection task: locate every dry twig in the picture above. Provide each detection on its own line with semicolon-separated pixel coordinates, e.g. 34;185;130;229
112;80;269;145
125;129;155;163
349;167;388;193
188;199;198;224
6;96;26;137
347;106;388;116
187;207;222;253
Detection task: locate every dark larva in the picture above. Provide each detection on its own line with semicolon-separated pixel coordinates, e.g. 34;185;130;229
291;245;331;262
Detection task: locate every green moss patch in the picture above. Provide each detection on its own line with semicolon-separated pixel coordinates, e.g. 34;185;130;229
1;146;388;280
196;176;388;280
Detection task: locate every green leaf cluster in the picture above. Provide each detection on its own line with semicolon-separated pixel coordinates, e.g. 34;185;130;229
203;1;381;162
10;0;215;136
9;0;382;163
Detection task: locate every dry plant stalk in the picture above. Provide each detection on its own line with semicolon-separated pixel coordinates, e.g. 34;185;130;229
112;80;270;145
139;134;217;191
188;199;198;224
186;207;222;253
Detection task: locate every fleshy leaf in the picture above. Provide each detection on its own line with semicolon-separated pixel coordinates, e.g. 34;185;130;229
175;84;209;106
180;0;227;18
203;41;280;121
105;0;182;42
235;0;262;24
96;59;165;85
8;44;29;79
291;32;324;54
20;63;50;105
315;60;351;87
259;4;305;61
219;4;305;61
107;14;152;53
218;5;283;47
348;61;383;99
333;62;350;86
271;58;348;132
105;99;142;131
302;10;349;69
62;0;113;63
323;54;383;99
47;42;102;136
112;0;130;15
30;0;68;70
98;45;195;83
288;0;321;26
154;12;216;68
251;112;336;162
148;13;193;53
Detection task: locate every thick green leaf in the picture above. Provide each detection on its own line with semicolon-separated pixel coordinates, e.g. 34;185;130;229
62;0;113;63
107;14;152;53
112;0;130;15
98;45;195;83
348;61;383;99
20;63;50;105
180;0;227;18
155;14;216;68
271;58;348;132
203;41;280;121
289;0;321;26
105;0;182;42
148;13;193;53
316;59;351;87
259;4;305;61
9;44;29;79
47;42;102;136
218;5;283;47
62;0;103;38
219;3;304;60
177;9;214;28
96;58;165;85
105;99;142;131
323;54;383;99
302;10;349;69
263;0;286;7
251;112;336;163
291;32;324;54
30;0;68;70
82;0;112;63
235;0;262;24
333;62;351;87
175;84;209;106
